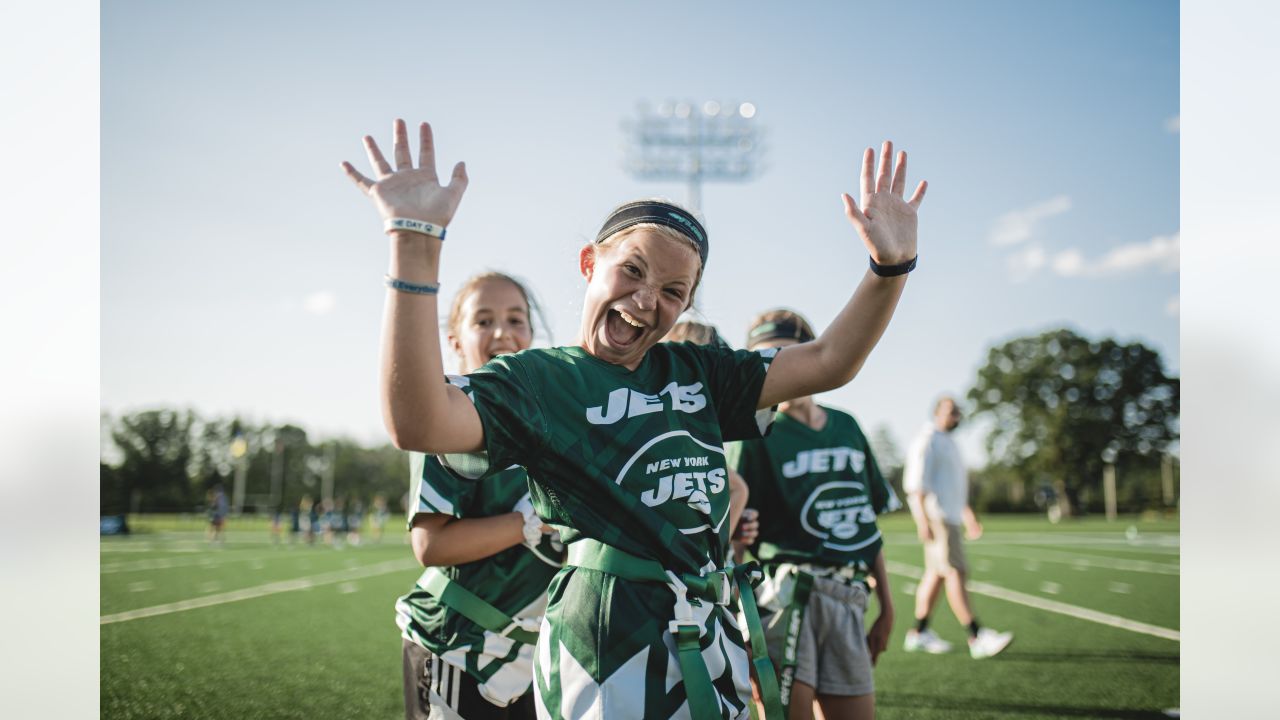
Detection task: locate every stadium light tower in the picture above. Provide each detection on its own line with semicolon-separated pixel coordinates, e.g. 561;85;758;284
623;100;763;212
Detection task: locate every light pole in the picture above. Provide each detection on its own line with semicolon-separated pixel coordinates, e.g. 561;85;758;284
623;100;763;213
230;433;248;515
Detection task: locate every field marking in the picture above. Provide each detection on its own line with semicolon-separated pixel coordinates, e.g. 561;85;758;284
886;560;1180;642
884;532;1181;555
100;558;419;625
1038;581;1061;595
964;545;1180;575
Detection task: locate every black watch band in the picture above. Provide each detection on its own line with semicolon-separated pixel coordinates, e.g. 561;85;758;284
869;254;917;277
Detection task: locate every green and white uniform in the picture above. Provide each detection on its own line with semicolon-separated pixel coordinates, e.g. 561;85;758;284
396;454;565;707
727;407;899;571
442;342;778;720
726;407;900;699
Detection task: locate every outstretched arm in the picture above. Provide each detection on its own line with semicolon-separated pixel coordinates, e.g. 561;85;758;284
342;119;484;453
758;141;927;409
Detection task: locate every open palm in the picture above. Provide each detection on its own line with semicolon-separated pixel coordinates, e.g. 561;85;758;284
341;119;468;228
841;140;927;266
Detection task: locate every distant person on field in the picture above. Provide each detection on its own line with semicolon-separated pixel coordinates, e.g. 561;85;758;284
302;495;318;545
346;496;365;546
206;484;228;545
371;493;390;543
902;396;1013;659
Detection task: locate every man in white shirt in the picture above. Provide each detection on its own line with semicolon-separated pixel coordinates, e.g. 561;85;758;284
901;396;1013;659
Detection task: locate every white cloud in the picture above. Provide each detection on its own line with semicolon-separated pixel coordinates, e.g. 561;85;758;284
1166;295;1180;317
303;291;337;315
1094;233;1180;274
1007;244;1047;282
1048;233;1180;278
989;195;1072;247
1051;248;1086;277
1165;114;1180;134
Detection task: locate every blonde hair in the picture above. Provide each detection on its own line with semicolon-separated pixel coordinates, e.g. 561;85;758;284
593;198;706;307
746;308;816;349
446;271;549;342
664;319;721;345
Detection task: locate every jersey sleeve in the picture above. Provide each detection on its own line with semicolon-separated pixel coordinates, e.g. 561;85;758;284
405;451;479;528
865;445;902;514
846;414;901;515
704;344;779;442
439;355;549;480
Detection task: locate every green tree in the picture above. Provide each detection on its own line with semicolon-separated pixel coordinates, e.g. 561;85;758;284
967;328;1179;514
108;409;199;512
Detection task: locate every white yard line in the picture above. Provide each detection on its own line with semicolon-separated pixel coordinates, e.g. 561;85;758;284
963;545;1180;575
883;532;1182;556
886;560;1180;642
100;558;419;625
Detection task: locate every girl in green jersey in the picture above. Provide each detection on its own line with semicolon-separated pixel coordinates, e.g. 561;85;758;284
728;309;899;720
397;272;564;720
343;119;927;720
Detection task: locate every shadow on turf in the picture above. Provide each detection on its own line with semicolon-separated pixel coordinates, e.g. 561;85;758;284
998;649;1179;665
879;693;1173;719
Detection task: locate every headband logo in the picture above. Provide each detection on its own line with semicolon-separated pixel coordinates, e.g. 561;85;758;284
666;212;704;242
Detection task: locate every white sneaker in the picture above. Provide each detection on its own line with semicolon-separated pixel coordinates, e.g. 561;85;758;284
903;628;953;654
968;627;1014;659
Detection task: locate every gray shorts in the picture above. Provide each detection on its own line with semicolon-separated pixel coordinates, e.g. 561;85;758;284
762;575;874;697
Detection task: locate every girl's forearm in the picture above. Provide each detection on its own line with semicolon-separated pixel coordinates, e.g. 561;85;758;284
413;512;526;567
380;235;470;452
871;550;893;609
813;270;907;390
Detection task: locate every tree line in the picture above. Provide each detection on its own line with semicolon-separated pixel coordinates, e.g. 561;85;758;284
101;328;1178;517
100;411;409;516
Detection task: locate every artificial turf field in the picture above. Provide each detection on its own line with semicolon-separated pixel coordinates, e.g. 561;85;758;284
100;514;1179;719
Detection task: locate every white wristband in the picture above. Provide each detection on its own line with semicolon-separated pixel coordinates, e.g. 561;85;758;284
384;217;447;239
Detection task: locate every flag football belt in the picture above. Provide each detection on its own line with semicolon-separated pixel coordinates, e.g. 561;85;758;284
566;539;786;720
419;566;540;646
757;548;870;709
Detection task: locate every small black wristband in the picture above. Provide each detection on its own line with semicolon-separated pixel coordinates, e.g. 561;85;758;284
869;254;917;277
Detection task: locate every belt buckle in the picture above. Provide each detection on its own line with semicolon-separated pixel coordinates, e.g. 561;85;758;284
713;572;732;606
669;619;701;636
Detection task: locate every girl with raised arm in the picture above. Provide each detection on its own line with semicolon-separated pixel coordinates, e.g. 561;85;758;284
728;309;900;720
343;119;926;720
396;272;562;720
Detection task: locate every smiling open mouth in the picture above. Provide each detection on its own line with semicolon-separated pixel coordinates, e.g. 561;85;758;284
606;308;645;347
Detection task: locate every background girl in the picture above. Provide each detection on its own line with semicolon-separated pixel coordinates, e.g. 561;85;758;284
396;272;563;720
728;309;899;720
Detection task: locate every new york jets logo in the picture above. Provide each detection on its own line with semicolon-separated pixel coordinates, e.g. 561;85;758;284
614;430;729;535
585;382;707;425
799;482;880;551
782;446;866;478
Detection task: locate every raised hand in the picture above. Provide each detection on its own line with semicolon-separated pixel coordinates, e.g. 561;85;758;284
841;140;927;266
341;119;468;229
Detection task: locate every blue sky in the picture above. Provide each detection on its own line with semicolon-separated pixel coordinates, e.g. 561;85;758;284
101;0;1178;464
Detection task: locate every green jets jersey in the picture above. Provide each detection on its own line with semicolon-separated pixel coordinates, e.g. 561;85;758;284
445;342;777;719
727;406;900;573
395;456;564;704
446;342;775;573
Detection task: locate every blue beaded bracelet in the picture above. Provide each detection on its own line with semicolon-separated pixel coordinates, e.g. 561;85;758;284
384;275;440;295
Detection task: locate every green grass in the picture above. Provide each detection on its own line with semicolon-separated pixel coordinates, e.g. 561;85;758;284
101;514;1178;719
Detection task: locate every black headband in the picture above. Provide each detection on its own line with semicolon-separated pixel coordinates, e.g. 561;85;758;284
595;201;709;267
747;318;815;348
